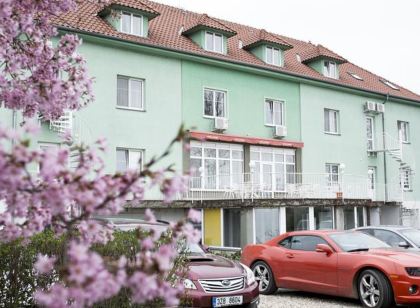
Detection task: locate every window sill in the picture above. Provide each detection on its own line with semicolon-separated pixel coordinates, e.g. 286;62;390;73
265;123;283;127
203;115;227;120
403;189;413;192
324;131;341;136
402;141;411;145
116;106;145;112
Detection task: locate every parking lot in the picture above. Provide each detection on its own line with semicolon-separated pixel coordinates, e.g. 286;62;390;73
260;289;361;308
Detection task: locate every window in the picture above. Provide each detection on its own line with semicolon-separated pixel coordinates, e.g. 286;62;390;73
250;146;296;192
190;141;243;190
368;167;376;195
264;99;284;126
121;12;143;36
343;207;365;230
400;168;412;191
255;208;280;243
290;235;328;251
325;163;339;185
265;46;281;66
205;32;223;53
348;72;363;81
286;207;309;232
324;109;339;134
366;116;375;151
117;76;144;110
373;229;406;248
223;208;253;248
116;148;143;172
38;143;60;171
314;207;334;230
278;237;292;249
323;61;337;79
204;88;226;118
381;80;399;90
398;121;410;143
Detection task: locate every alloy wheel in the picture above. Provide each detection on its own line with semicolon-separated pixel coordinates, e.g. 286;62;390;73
253;264;270;292
359;273;381;307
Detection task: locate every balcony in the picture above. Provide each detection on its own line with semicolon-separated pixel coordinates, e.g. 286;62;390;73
181;173;403;202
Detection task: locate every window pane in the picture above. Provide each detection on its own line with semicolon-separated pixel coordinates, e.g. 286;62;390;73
215;91;225;117
266;47;273;64
223;209;253;248
218;160;230;189
204;90;214;116
374;229;405;247
132;15;142;36
204;148;216;158
129;79;142;109
273;48;280;66
232;150;243;160
255;208;280;243
324;109;330;132
314;207;333;230
214;34;223;53
343;208;355;230
204;159;216;189
275;163;285;191
122;13;131;33
290;235;327;251
190;158;202;177
273;101;282;125
218;149;230;159
205;32;214;51
265;100;273;125
116;149;128;172
190;147;202;157
286;207;309;231
128;150;142;170
356;207;364;227
117;77;129;107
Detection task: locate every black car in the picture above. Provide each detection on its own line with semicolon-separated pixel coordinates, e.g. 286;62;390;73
356;225;420;250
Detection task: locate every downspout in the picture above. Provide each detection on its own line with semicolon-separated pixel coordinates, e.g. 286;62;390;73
11;110;17;146
381;94;389;202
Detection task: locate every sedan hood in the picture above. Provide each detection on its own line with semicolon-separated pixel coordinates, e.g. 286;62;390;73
186;253;244;280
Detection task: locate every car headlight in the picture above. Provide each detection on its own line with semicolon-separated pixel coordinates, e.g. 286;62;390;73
406;267;420;277
240;263;255;285
183;278;197;289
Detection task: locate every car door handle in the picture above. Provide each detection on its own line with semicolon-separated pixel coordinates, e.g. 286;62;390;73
286;253;295;259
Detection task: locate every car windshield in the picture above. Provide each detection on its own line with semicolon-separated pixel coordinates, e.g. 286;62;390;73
329;232;390;252
400;229;420;247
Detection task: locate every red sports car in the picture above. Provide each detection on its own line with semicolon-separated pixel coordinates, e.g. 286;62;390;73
241;230;420;308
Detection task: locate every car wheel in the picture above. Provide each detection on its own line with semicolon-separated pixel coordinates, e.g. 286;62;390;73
251;261;277;295
357;269;393;308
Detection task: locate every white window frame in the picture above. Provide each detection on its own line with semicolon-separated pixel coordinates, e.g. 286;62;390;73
120;12;143;37
117;75;145;111
325;163;340;186
265;46;281;66
116;148;144;172
204;32;224;54
38;142;60;172
398;121;410;143
366;116;375;151
323;61;338;79
400;168;412;191
203;88;227;119
264;99;285;127
324;108;340;134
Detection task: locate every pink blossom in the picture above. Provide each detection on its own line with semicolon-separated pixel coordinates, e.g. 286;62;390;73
34;254;56;274
188;208;202;223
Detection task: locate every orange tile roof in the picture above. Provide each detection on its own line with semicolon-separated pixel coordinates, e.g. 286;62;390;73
56;0;420;103
182;13;236;37
243;29;293;50
105;0;159;16
301;44;347;64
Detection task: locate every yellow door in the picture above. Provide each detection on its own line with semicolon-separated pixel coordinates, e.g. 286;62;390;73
203;208;222;246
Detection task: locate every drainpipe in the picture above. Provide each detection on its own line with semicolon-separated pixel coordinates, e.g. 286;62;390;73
381;94;389;202
11;110;17;146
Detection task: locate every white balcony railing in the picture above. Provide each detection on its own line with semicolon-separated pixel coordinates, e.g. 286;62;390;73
180;173;403;202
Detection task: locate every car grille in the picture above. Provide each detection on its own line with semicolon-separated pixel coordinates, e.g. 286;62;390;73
198;276;245;293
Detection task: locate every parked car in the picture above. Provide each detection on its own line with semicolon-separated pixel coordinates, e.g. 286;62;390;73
95;217;260;307
241;230;420;308
357;225;420;251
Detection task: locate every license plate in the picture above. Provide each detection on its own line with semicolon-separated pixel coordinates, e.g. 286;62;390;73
212;295;243;307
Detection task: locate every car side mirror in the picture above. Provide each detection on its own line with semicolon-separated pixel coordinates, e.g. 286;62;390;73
316;244;333;256
398;241;410;249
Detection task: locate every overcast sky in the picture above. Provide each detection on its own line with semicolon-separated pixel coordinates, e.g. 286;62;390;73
155;0;420;95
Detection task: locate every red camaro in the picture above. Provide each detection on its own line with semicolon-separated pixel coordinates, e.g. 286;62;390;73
241;230;420;308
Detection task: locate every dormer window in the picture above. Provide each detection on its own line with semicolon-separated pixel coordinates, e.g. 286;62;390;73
266;46;281;66
323;61;337;79
205;32;224;54
121;12;143;36
381;79;399;90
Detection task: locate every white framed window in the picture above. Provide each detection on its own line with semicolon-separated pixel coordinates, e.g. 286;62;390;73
121;12;143;36
264;99;284;126
265;46;281;66
324;108;340;134
38;142;60;171
205;32;224;54
366;116;375;151
398;121;410;143
203;88;226;118
116;148;143;172
323;61;338;79
400;168;412;191
189;141;244;190
250;146;296;192
325;163;339;186
117;76;144;110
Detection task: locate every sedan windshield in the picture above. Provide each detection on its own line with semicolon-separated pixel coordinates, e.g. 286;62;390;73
400;229;420;247
330;232;390;252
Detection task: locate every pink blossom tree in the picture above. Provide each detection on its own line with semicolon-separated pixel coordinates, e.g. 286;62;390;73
0;0;198;306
